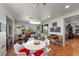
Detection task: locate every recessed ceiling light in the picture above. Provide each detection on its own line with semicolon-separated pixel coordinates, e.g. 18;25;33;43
48;15;50;17
65;5;70;8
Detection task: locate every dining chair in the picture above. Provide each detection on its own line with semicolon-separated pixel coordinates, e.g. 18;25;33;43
14;44;26;56
44;39;50;46
41;48;51;56
31;49;44;56
14;43;31;56
31;48;51;56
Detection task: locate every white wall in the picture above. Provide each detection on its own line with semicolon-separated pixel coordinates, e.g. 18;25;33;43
49;18;64;36
43;17;64;36
0;4;15;56
0;14;6;56
7;16;15;44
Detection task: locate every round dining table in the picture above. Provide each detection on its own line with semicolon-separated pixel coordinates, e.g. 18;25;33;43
23;40;46;51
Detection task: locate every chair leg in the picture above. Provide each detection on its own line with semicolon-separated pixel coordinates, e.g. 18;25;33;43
58;41;62;46
42;53;48;56
45;53;48;56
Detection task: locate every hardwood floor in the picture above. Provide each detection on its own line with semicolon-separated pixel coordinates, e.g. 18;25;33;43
7;37;79;56
48;37;79;56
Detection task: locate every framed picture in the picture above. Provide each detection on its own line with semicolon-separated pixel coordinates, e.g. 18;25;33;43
55;27;61;32
52;22;57;27
50;28;54;32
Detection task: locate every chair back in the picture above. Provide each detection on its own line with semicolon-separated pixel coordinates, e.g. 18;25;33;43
44;39;50;46
41;48;51;56
58;35;63;41
14;44;20;55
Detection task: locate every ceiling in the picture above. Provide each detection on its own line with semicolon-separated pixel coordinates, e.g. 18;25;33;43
2;3;79;23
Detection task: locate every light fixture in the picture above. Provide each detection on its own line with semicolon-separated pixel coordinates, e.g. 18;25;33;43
65;5;70;8
29;21;41;24
48;15;50;17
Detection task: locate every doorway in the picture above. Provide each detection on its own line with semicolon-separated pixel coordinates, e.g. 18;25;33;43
64;14;79;48
6;16;13;52
64;15;79;55
64;15;79;41
42;24;48;35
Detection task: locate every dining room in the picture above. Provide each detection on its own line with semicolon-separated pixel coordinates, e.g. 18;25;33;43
1;3;79;56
